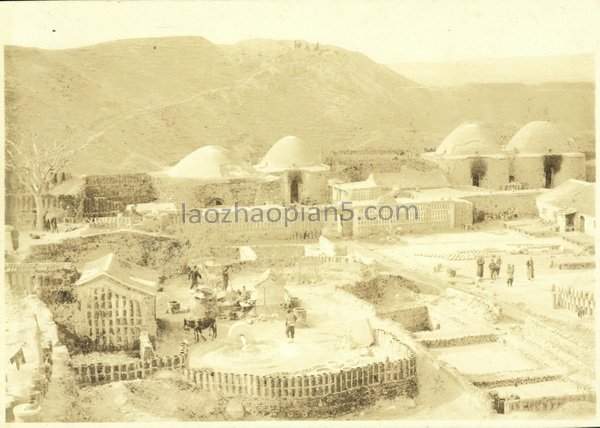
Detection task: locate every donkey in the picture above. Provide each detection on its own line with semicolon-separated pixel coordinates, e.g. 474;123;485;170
183;317;217;342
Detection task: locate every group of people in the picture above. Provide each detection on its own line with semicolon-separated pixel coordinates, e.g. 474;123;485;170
188;264;231;291
33;213;58;232
476;255;535;286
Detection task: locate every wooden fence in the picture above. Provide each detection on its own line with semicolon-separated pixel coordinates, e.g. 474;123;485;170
5;262;78;295
69;328;417;400
71;353;186;384
183;328;415;398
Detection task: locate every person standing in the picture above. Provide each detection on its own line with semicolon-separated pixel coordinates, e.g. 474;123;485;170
10;228;19;251
222;266;230;291
476;256;485;279
285;309;297;342
506;264;514;287
489;259;497;281
189;265;201;290
526;257;535;280
495;255;502;279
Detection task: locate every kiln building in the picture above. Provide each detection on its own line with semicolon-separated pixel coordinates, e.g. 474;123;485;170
424;121;586;190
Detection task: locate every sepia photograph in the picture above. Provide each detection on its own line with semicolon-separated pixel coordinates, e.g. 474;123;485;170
1;0;598;425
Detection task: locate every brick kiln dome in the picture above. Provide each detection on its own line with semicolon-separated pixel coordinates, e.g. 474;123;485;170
435;122;499;156
506;121;573;154
168;145;255;179
255;136;325;172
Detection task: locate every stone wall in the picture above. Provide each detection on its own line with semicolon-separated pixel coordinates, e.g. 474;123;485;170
158;176;286;209
83;174;158;216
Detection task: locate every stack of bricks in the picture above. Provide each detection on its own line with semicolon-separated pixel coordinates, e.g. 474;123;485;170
553;285;595;317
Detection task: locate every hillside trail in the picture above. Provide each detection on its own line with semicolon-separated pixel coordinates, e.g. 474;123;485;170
84;64;273;145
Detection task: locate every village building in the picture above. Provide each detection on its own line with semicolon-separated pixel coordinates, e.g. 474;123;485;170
254;136;331;205
157;144;283;208
73;253;158;350
423;121;586;190
330;174;382;202
505;121;586;189
536;179;595;235
422;122;509;189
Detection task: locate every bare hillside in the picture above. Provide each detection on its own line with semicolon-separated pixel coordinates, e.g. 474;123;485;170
4;37;595;174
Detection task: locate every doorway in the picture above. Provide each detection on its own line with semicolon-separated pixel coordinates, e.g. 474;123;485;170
579;215;586;233
565;213;575;232
290;179;299;204
544;168;553;189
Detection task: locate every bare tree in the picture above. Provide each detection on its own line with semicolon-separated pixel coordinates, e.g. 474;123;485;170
6;132;88;230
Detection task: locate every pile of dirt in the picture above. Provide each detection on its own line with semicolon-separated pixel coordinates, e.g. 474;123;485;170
65;374;225;422
435;288;501;324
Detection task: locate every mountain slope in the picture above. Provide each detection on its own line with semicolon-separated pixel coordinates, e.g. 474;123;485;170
4;37;595;174
390;54;595;87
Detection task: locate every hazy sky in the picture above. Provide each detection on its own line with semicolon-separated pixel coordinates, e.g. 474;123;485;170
1;0;598;63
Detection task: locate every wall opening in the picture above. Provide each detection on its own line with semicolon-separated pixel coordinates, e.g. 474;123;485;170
565;213;575;231
579;215;586;233
207;198;224;206
543;155;563;189
290;179;299;203
470;157;487;188
544;168;553;189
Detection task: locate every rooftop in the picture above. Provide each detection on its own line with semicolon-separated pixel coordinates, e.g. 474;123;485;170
255;136;330;173
76;253;158;295
506;121;574;154
536;179;595;217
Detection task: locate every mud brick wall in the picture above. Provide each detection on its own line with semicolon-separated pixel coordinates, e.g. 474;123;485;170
379;306;432;332
553;286;595;316
83;174;158;215
460;189;542;219
328;150;433;178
